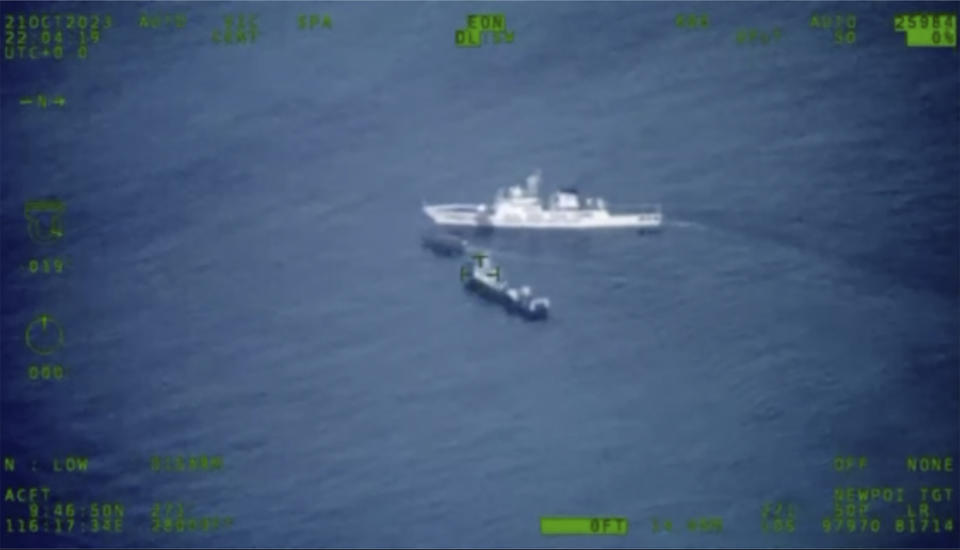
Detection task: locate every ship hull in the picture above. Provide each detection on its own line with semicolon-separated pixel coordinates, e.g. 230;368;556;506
463;277;549;321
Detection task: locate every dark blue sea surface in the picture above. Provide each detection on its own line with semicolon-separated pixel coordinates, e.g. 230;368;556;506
2;2;958;548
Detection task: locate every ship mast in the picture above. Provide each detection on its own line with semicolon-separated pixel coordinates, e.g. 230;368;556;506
525;169;542;197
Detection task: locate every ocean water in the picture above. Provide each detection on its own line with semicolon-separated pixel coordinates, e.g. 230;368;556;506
1;1;958;548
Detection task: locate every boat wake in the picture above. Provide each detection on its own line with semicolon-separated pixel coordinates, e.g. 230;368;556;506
665;219;707;231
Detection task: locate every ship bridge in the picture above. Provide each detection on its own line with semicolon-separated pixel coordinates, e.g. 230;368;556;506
549;190;581;210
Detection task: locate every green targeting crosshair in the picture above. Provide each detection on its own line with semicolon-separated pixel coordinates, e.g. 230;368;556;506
24;199;66;245
460;252;500;281
25;314;64;355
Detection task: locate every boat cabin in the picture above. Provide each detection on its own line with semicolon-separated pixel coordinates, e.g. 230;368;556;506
496;185;540;208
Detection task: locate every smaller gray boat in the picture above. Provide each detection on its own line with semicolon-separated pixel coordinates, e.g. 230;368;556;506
461;257;550;321
421;231;468;257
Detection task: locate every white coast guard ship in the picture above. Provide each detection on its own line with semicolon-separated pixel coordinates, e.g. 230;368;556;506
422;170;663;229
